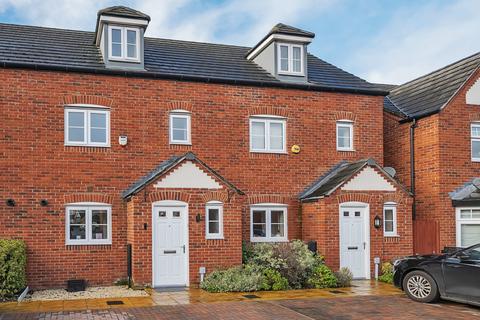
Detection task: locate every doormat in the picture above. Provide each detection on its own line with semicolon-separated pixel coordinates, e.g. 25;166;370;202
243;294;260;299
106;300;125;305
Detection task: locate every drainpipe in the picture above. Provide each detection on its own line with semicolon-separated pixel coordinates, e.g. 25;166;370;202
410;119;417;220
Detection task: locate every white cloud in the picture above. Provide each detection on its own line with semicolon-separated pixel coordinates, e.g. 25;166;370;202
349;0;480;84
0;0;334;45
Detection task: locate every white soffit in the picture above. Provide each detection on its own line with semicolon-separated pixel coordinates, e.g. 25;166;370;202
154;161;222;189
341;167;396;191
466;78;480;105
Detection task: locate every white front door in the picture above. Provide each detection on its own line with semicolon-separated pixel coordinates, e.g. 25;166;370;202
339;205;369;279
153;205;188;287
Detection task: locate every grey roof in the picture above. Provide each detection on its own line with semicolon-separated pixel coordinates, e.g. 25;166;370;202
97;6;151;21
299;158;410;200
449;178;480;206
0;23;387;96
121;152;243;199
385;52;480;119
268;23;315;38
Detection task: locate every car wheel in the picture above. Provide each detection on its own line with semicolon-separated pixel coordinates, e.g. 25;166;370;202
402;270;439;303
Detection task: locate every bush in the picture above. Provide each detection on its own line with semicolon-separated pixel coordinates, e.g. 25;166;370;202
378;262;394;284
307;264;338;289
335;267;353;288
260;268;289;291
242;241;254;264
200;266;263;292
246;240;320;289
0;239;27;298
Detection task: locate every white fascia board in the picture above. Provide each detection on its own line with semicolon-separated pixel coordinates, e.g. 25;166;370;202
247;34;313;60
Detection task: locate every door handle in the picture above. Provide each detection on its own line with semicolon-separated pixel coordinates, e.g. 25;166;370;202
347;246;358;250
182;245;185;254
447;264;461;268
164;250;176;254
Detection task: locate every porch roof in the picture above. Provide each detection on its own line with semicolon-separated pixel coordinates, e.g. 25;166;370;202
449;178;480;206
121;152;243;199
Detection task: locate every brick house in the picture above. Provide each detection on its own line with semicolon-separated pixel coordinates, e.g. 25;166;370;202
0;6;413;289
384;52;480;254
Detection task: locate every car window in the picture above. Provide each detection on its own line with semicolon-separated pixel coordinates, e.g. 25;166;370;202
462;246;480;261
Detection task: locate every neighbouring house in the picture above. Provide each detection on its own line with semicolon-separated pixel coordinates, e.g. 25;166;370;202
0;6;413;289
384;52;480;254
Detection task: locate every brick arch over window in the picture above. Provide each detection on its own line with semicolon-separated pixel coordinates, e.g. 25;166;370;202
167;101;193;112
335;193;372;204
64;193;114;204
62;95;113;107
249;106;289;118
333;111;357;122
148;191;191;203
201;191;230;203
382;193;408;204
247;194;290;205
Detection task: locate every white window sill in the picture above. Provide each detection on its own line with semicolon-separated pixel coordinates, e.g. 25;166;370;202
278;71;305;77
65;143;111;148
108;57;141;63
250;238;288;243
472;158;480;162
384;234;399;238
250;150;287;154
170;141;192;145
66;241;112;246
337;148;355;152
206;236;224;240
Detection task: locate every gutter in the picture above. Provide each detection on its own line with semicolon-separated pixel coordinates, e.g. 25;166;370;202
0;61;389;96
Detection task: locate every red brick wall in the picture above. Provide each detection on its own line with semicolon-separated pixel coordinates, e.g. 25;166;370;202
302;189;413;275
0;68;385;288
384;70;480;250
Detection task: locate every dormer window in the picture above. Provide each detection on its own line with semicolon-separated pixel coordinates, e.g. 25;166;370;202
108;26;140;62
278;43;304;75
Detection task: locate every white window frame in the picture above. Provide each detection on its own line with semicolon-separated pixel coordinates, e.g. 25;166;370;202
169;110;191;145
277;43;304;76
250;203;288;242
336;120;354;151
456;207;480;247
471;123;480;162
249;116;286;153
108;25;140;62
383;203;397;237
65;203;112;245
277;42;305;76
64;107;110;147
205;201;223;239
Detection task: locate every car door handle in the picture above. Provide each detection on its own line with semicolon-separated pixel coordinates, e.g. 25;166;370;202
347;246;358;250
447;264;461;268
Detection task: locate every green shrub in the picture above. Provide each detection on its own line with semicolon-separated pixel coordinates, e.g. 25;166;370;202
200;266;263;293
307;264;338;289
247;240;319;289
378;262;394;284
335;267;353;287
0;239;27;298
260;268;289;291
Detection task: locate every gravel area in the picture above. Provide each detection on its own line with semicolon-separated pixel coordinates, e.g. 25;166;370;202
26;286;149;301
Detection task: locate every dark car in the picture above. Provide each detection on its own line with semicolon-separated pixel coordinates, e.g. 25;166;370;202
393;243;480;306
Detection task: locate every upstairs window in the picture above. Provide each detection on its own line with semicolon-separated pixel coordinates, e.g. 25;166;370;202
471;123;480;161
336;121;354;151
66;203;112;245
108;26;140;62
383;203;397;237
250;116;286;153
169;110;191;145
278;43;303;75
65;107;110;147
206;201;223;239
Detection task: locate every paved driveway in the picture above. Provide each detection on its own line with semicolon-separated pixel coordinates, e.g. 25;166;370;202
1;295;479;320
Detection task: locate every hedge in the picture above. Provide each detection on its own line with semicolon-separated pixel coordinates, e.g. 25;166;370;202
0;239;27;298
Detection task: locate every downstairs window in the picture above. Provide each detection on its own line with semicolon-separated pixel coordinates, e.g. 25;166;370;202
66;203;112;245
